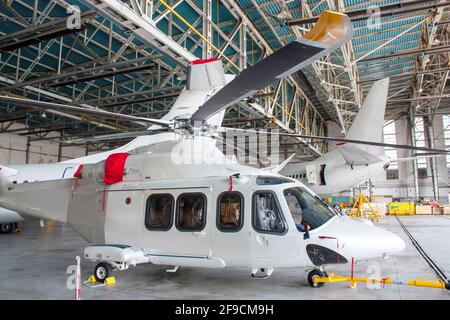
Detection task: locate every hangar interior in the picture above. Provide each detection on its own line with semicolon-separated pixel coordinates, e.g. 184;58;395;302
0;0;450;300
1;0;449;202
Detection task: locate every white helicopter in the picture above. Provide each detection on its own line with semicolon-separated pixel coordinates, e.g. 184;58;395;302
0;10;354;231
0;11;445;287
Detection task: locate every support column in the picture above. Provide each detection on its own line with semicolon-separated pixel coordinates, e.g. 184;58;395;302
424;116;439;201
432;114;449;202
409;114;420;201
25;136;31;164
239;24;247;70
58;131;64;162
395;118;415;199
202;0;212;58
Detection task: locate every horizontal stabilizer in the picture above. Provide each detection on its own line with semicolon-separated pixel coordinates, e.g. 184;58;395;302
262;154;296;173
0;165;18;177
338;145;383;166
384;154;446;169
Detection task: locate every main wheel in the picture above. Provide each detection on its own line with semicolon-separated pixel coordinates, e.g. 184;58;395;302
307;269;326;288
0;223;13;234
94;262;112;283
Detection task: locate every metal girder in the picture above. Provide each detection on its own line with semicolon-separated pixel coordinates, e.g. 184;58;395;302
80;0;197;63
300;0;359;134
288;0;449;25
3;55;161;89
411;7;450;116
0;11;96;52
0;2;170;98
221;0;327;155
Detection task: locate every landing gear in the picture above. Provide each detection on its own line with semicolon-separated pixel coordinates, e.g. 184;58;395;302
94;262;113;283
0;223;14;234
307;269;326;288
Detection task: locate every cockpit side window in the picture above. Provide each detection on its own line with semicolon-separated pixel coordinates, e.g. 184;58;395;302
284;188;335;231
252;191;287;234
256;176;294;185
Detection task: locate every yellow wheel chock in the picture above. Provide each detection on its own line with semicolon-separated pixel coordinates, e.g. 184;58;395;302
84;275;116;287
88;275;97;283
104;277;116;285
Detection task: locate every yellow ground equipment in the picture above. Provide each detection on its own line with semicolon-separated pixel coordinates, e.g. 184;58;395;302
348;193;379;222
388;202;415;215
313;273;449;290
83;275;116;288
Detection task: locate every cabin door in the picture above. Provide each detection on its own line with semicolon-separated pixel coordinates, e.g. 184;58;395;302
249;191;300;267
172;188;213;257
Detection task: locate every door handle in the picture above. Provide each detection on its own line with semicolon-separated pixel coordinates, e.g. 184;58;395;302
256;235;269;246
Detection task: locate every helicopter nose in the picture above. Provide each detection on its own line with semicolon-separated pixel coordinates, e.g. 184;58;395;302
336;218;405;260
313;217;405;263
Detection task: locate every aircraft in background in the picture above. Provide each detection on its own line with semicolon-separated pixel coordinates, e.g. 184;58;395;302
282;78;438;196
282;78;390;195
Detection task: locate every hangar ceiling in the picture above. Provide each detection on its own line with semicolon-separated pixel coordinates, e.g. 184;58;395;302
0;0;449;160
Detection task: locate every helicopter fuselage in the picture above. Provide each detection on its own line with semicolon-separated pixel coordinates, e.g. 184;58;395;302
0;137;405;271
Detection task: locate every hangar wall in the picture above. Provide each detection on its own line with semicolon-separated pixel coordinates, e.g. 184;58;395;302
0;123;86;165
370;115;449;203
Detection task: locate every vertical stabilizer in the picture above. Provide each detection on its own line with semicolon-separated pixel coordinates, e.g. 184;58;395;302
345;78;390;152
156;58;232;128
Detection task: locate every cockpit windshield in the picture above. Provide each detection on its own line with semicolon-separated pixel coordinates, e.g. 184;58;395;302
284;187;336;231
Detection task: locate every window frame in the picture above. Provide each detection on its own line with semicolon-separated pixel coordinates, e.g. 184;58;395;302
251;190;288;235
283;187;336;231
175;192;207;232
145;193;174;231
216;191;244;233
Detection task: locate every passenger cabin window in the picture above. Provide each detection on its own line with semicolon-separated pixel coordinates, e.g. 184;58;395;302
253;192;286;234
176;193;206;231
145;194;174;231
217;192;243;232
284;187;335;231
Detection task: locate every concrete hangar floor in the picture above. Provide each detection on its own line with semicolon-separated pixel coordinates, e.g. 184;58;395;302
0;216;449;300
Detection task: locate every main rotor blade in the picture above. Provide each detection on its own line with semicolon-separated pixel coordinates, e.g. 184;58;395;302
63;129;168;144
221;128;450;154
0;95;173;127
191;11;353;123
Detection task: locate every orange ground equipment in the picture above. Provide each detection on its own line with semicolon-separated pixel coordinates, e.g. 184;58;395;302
348;193;379;222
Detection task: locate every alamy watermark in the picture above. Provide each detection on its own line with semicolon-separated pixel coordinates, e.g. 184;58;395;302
66;263;77;290
66;5;81;30
367;5;381;30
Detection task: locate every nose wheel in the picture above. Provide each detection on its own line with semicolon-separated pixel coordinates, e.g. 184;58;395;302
94;262;113;283
307;269;326;288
